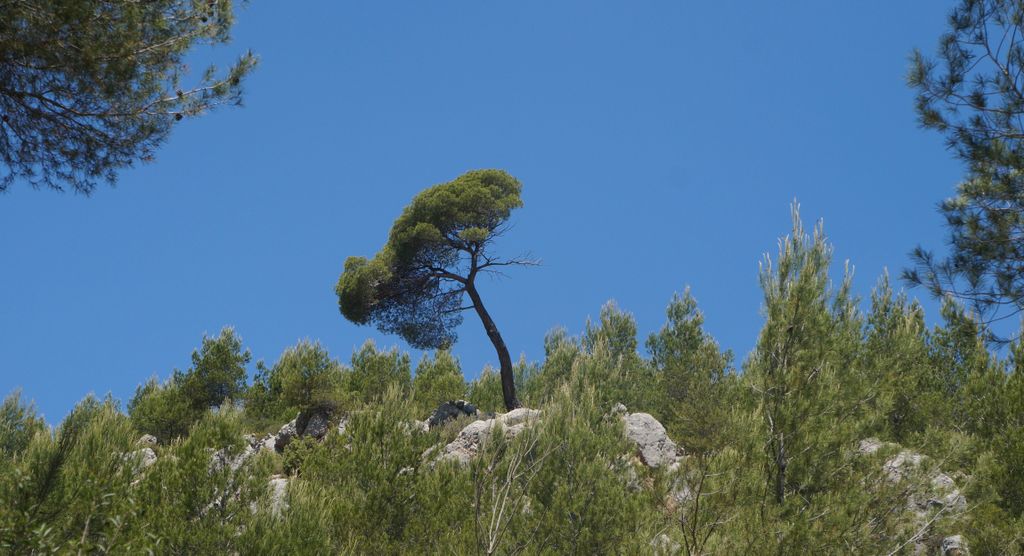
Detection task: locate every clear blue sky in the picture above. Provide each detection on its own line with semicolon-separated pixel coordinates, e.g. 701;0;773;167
1;1;966;421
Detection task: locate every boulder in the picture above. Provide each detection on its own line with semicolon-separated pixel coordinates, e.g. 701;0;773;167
942;535;968;555
302;411;330;440
132;447;157;469
883;450;926;482
622;412;681;468
427;400;479;429
274;419;299;452
435;408;542;465
856;439;968;549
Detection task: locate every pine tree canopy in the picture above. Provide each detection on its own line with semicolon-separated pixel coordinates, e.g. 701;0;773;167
906;0;1024;338
336;169;532;409
0;0;257;194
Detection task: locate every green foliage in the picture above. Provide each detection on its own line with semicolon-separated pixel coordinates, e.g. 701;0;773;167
127;375;195;441
747;205;868;506
0;0;257;193
335;169;530;410
247;340;345;420
412;350;466;415
10;205;1024;552
862;273;935;441
505;384;656;553
0;396;138;553
0;390;45;459
180;327;251;412
906;0;1024;335
647;288;735;454
467;366;506;414
129;327;251;441
335;169;523;350
346;340;411;404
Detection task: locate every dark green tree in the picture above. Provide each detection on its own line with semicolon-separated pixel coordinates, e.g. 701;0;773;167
0;0;256;194
179;327;251;412
905;0;1024;338
248;340;345;418
335;169;535;410
647;289;734;454
411;350;466;415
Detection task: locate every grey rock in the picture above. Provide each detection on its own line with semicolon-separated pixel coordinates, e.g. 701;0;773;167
501;407;541;427
883;450;925;482
435;408;542;465
651;533;681;555
942;535;968;555
622;412;681;468
857;437;888;455
268;475;288;517
427;400;478;429
137;434;158;447
133;447;157;469
274;419;299;452
260;434;277;452
209;443;256;473
302;411;330;440
611;402;628;415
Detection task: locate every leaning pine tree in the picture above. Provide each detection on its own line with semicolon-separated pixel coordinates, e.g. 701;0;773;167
335;169;535;410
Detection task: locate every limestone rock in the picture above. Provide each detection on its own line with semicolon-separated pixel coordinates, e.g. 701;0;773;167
883;450;925;482
427;400;478;429
133;447;157;469
303;411;330;440
209;443;256;474
260;434;277;452
268;475;289;517
856;437;894;455
274;419;299;452
651;533;681;555
622;412;681;468
435;407;542;465
942;535;968;555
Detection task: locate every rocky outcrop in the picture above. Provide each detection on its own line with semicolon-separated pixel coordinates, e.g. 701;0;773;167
856;438;969;553
436;407;542;465
273;409;335;452
274;419;300;452
622;411;682;469
874;446;966;515
427;400;478;429
303;411;330;440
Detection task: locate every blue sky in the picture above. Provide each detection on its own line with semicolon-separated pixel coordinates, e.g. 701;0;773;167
1;1;966;421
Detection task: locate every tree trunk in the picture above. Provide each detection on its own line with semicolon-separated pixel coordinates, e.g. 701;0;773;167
465;282;520;410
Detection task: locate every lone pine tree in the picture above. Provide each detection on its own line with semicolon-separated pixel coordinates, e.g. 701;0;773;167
335;169;535;410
